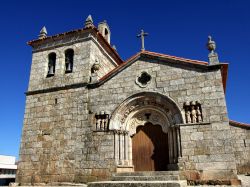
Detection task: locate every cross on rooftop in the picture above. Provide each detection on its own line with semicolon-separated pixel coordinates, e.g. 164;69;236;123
137;29;148;51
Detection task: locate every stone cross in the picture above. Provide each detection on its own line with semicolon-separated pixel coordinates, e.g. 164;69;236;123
137;29;148;51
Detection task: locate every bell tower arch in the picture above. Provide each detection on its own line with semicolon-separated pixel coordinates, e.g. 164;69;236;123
98;20;111;44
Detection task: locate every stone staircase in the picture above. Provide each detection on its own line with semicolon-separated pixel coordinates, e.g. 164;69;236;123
88;171;187;187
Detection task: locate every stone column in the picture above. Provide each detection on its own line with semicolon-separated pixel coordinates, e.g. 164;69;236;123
124;132;129;165
118;132;121;164
119;131;125;165
114;131;119;164
173;127;178;163
176;126;181;157
168;128;173;164
128;136;133;166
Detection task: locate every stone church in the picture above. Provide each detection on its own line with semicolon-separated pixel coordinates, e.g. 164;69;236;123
17;15;250;186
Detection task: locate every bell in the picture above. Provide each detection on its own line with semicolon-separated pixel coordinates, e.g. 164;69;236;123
48;65;54;76
66;62;72;72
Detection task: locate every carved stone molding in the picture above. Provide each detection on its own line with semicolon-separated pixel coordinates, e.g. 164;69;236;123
135;71;152;88
109;92;183;169
109;92;184;132
126;108;171;136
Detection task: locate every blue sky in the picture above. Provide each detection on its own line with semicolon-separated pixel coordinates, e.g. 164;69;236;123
0;0;249;158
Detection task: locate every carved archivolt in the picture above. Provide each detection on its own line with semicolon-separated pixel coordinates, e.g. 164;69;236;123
126;108;170;136
109;92;182;168
109;92;183;134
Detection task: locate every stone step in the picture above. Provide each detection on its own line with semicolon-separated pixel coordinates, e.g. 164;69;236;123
88;181;187;187
113;171;179;177
112;175;179;181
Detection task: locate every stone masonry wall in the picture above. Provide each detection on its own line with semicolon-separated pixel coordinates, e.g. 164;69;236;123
17;86;117;185
17;88;88;184
89;57;227;125
28;33;91;92
180;123;237;181
18;31;120;184
230;125;250;174
89;57;237;181
19;30;240;183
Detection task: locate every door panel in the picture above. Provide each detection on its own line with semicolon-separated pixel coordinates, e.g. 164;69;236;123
132;123;168;171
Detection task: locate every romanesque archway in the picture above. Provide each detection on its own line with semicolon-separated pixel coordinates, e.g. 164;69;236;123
109;92;183;172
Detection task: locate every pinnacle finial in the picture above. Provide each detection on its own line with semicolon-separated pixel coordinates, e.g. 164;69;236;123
206;35;219;65
85;15;94;28
112;45;117;51
39;26;47;39
207;35;216;53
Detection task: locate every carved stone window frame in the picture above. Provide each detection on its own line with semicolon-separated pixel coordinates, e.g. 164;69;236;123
135;71;152;88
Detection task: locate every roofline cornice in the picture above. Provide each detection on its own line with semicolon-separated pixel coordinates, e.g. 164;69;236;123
229;120;250;129
28;27;123;65
88;51;227;89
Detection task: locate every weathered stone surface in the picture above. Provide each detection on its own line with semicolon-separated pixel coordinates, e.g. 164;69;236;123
17;21;249;186
229;125;250;174
88;181;187;187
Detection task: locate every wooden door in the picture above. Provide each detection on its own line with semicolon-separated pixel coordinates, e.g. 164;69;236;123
132;123;169;171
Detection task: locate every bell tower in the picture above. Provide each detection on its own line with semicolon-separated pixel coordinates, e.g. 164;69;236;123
98;20;111;44
17;15;122;185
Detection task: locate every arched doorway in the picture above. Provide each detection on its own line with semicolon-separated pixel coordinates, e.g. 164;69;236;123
132;123;169;171
109;92;183;172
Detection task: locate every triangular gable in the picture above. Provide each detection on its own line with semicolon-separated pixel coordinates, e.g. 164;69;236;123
90;50;228;93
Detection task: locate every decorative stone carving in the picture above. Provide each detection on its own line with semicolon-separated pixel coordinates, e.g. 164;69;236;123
85;15;94;28
94;111;110;131
207;35;219;65
108;92;183;169
126;109;169;136
184;101;203;123
184;102;192;124
109;92;184;131
39;26;47;39
190;102;197;123
135;71;152;88
207;35;216;53
91;60;100;72
90;60;100;83
196;101;203;123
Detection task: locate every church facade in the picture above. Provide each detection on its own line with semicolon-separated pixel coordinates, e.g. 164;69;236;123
17;16;250;185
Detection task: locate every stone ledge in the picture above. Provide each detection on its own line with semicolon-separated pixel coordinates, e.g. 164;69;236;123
87;180;187;187
175;122;211;127
26;82;88;95
187;179;241;186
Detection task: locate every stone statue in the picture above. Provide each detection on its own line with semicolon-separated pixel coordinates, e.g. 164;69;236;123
191;105;197;123
196;105;202;122
185;108;191;123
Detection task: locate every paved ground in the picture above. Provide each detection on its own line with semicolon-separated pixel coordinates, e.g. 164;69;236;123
3;175;249;187
187;175;250;187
